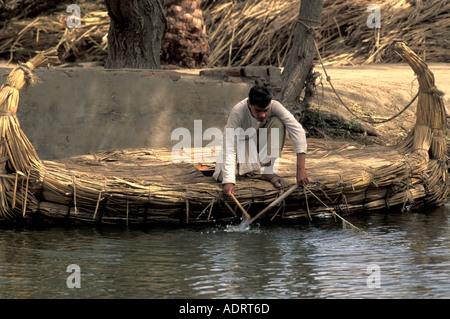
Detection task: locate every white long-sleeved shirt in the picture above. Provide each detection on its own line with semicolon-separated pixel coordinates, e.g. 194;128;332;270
213;98;307;184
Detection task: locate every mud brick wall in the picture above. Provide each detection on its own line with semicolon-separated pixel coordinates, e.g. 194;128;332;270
0;67;251;160
199;66;283;100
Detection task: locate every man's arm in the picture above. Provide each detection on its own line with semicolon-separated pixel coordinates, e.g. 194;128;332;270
296;153;308;187
220;103;244;196
270;101;307;155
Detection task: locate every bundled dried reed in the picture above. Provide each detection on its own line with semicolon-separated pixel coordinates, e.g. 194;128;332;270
34;140;414;223
395;42;447;160
0;48;59;219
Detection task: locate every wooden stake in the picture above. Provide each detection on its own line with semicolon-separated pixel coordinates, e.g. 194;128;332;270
230;194;251;220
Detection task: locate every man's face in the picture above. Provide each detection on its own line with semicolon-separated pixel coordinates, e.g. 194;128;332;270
248;101;270;122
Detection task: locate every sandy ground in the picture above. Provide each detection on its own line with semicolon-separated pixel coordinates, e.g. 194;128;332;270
302;63;450;145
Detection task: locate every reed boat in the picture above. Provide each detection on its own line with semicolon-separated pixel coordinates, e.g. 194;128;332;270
0;43;448;226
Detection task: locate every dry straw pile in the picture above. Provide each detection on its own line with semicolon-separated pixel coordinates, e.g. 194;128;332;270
204;0;450;66
0;2;109;65
0;0;448;67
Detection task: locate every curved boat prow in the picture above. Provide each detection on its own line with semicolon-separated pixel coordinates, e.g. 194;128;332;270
394;42;447;160
0;48;59;219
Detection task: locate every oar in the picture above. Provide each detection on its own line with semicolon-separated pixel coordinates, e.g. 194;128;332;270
230;193;251;220
249;184;299;224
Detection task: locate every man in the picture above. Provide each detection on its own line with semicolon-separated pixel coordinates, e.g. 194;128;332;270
213;85;308;196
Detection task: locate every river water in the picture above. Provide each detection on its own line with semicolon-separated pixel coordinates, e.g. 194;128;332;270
0;204;449;299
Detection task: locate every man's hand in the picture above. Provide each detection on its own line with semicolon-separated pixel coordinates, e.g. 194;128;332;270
223;183;235;196
297;167;309;187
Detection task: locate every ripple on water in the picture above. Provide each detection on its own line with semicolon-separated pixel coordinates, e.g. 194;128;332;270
0;206;449;298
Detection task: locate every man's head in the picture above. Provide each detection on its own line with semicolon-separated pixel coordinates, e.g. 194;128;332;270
248;85;272;122
249;85;272;107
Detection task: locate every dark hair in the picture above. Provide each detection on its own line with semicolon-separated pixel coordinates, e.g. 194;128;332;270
248;85;272;107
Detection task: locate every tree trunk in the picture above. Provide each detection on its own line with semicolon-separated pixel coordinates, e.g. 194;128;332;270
104;0;167;69
281;0;324;109
161;0;210;68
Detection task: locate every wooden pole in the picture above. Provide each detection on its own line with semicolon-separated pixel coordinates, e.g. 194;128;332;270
250;184;298;224
230;193;251;220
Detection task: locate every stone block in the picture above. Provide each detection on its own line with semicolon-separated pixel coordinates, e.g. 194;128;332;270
241;66;268;78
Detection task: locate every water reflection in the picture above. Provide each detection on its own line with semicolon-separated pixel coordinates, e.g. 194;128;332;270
0;205;449;298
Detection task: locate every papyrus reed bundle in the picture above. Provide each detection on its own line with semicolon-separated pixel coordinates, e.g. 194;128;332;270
0;48;59;219
395;42;447;161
